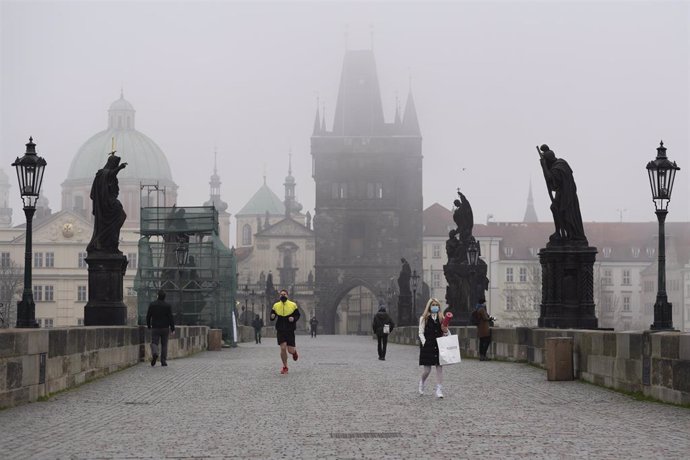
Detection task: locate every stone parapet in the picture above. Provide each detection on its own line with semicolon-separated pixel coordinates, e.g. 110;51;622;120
1;325;208;409
388;326;690;405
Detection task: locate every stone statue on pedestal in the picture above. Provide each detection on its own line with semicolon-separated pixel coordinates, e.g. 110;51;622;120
87;154;128;254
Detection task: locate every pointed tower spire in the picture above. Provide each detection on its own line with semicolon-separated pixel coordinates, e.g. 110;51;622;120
312;96;321;135
204;147;228;212
283;149;302;217
332;50;385;136
321;102;326;132
394;92;402;125
523;180;538;222
402;87;420;135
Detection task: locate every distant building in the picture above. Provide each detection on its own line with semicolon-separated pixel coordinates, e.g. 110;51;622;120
0;92;178;327
312;49;423;333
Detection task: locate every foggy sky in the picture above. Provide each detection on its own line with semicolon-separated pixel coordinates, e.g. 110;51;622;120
1;1;689;235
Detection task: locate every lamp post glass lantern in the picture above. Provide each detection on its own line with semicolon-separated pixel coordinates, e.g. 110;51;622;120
12;137;46;328
467;239;480;313
647;141;680;330
411;269;420;321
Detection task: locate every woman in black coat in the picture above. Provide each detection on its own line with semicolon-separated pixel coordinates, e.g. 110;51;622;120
418;298;449;398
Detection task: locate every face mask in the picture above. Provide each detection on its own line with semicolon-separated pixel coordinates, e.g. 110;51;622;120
430;306;440;313
280;295;287;302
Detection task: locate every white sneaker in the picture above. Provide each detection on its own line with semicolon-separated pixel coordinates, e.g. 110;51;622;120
418;380;424;395
435;384;444;399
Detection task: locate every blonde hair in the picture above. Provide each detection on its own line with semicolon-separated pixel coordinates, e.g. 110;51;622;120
420;297;444;324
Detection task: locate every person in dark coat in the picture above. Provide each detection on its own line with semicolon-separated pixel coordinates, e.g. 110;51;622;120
418;298;449;398
251;314;263;344
146;290;175;367
475;298;494;361
372;306;395;360
309;316;319;338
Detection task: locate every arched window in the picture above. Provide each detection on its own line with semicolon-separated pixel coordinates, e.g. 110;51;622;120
242;224;252;245
73;195;84;211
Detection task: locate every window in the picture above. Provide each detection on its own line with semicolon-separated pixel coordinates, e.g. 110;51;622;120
519;267;527;283
506;295;514;311
77;318;84;326
504;247;513;257
432;244;441;258
74;195;84;211
646;247;655;258
669;279;680;292
432;271;441;288
45;252;54;267
623;296;631;312
643;280;654;292
506;267;514;283
622;270;631;286
34;252;43;268
44;318;54;328
631;247;640;258
45;285;54;301
77;285;87;302
36;318;42;327
602;269;612;286
1;252;10;267
375;183;383;199
242;224;252;246
78;252;88;268
602;294;613;312
127;253;137;270
338;183;347;199
33;286;43;301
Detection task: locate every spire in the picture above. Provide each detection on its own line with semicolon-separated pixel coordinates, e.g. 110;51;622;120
204;147;228;212
332;50;385;136
394;92;402;125
284;148;299;217
312;96;321;135
523;180;538;223
402;88;420;135
321;102;326;132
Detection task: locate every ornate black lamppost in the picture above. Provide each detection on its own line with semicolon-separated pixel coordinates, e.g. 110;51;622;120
175;242;189;323
646;141;680;330
12;137;46;328
242;284;250;326
250;289;256;321
411;270;420;320
467;238;480;309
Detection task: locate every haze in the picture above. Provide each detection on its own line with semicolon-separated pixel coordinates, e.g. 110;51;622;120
2;1;689;233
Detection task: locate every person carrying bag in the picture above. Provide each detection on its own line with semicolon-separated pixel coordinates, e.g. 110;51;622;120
372;306;395;361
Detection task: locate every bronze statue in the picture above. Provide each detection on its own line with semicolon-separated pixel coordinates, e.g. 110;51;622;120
398;257;411;297
453;190;473;243
538;144;587;244
87;154;127;254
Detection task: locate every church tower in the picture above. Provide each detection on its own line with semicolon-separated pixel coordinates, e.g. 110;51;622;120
203;149;231;246
311;50;423;333
283;151;302;217
523;181;539;223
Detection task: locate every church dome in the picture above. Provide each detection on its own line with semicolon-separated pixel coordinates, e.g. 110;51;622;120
64;92;174;185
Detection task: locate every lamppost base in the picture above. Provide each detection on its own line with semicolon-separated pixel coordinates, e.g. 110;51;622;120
16;299;39;328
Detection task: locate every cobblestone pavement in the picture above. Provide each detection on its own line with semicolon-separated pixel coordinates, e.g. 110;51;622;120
1;335;689;459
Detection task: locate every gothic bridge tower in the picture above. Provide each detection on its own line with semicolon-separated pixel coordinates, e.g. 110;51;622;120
311;50;423;334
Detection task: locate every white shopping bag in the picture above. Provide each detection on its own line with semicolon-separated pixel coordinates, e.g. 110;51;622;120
437;334;461;366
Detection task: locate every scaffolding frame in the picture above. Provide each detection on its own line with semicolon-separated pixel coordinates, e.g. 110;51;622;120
134;200;236;338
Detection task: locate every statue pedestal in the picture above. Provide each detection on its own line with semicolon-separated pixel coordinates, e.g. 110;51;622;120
538;245;598;329
84;253;129;326
397;295;412;326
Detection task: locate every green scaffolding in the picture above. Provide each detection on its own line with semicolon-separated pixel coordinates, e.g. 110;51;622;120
134;206;237;341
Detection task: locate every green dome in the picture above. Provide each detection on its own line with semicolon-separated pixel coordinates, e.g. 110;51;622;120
64;93;174;184
66;129;174;183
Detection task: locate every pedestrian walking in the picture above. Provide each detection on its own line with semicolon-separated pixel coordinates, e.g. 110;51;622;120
372;306;395;360
418;298;449;398
474;297;494;361
309;316;319;338
146;290;175;367
270;289;301;374
252;314;263;344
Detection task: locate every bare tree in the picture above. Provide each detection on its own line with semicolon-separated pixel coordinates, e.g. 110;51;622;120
501;264;541;327
0;260;23;328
